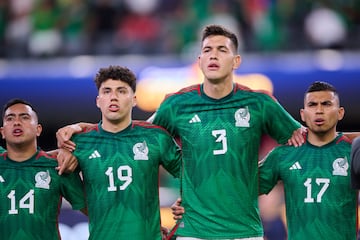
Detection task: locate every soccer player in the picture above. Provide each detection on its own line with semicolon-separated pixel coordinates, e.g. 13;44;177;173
151;24;304;240
0;98;86;240
56;65;181;240
351;137;360;188
259;81;358;240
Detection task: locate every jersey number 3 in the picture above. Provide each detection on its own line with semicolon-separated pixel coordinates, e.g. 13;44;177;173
212;129;228;155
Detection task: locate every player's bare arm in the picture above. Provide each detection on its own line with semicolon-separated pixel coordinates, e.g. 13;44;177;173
56;148;79;175
287;126;307;147
343;132;360;141
56;123;83;151
171;198;184;220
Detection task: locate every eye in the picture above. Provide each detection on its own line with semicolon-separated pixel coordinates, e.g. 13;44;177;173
202;48;211;53
4;116;14;122
103;89;111;94
21;115;31;120
307;102;316;107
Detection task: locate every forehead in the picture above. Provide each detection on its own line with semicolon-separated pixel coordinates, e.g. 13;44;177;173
100;79;130;88
304;91;337;102
4;103;33;115
202;35;233;48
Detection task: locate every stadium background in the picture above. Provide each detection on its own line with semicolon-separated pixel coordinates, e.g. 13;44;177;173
1;0;360;239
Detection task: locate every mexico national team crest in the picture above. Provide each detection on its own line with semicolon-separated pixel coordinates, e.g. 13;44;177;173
235;107;250;127
35;170;51;189
332;157;348;176
133;141;149;160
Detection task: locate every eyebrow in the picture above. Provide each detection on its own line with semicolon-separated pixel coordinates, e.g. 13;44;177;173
102;86;127;90
4;112;31;118
307;100;332;104
203;45;228;50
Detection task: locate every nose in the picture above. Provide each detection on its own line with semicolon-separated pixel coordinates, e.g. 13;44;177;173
12;118;21;126
14;116;22;123
109;91;119;99
315;104;324;113
209;49;218;59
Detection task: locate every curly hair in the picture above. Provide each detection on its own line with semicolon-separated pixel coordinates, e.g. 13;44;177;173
94;65;136;92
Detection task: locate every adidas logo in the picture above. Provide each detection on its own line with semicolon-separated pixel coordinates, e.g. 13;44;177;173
289;161;302;170
0;175;4;182
89;150;101;159
189;114;201;123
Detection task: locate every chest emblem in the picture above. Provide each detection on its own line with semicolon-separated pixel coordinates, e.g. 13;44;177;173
235;107;250;127
133;141;149;160
332;157;348;176
35;170;51;189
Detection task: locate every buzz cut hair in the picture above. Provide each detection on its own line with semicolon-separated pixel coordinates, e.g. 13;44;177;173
2;98;38;119
305;81;340;104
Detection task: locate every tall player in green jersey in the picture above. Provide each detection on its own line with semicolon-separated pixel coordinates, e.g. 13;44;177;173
56;26;304;239
152;24;303;240
0;98;86;240
259;81;358;240
57;66;181;240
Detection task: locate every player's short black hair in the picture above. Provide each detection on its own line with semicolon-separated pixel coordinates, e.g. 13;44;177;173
305;81;340;104
201;24;239;53
2;98;38;118
94;65;136;92
306;81;337;93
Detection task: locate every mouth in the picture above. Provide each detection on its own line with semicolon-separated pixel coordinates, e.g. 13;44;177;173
108;104;120;112
208;63;220;70
13;128;23;136
314;118;325;125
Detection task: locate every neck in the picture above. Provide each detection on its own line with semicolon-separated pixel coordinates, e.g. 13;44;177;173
6;142;37;162
102;118;132;133
307;130;337;147
203;79;234;99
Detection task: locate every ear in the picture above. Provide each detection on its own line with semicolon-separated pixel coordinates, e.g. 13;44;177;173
0;127;4;139
233;54;241;70
96;96;100;108
338;107;345;121
300;108;305;122
133;95;137;107
36;124;42;137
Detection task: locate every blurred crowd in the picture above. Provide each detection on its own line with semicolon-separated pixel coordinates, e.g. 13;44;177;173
1;0;360;59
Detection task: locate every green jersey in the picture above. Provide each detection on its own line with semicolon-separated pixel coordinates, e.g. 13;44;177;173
0;146;4;153
0;150;86;240
259;134;357;240
153;83;300;239
72;121;181;240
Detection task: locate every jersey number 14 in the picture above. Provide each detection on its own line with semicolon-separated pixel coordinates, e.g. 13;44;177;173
8;190;35;214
